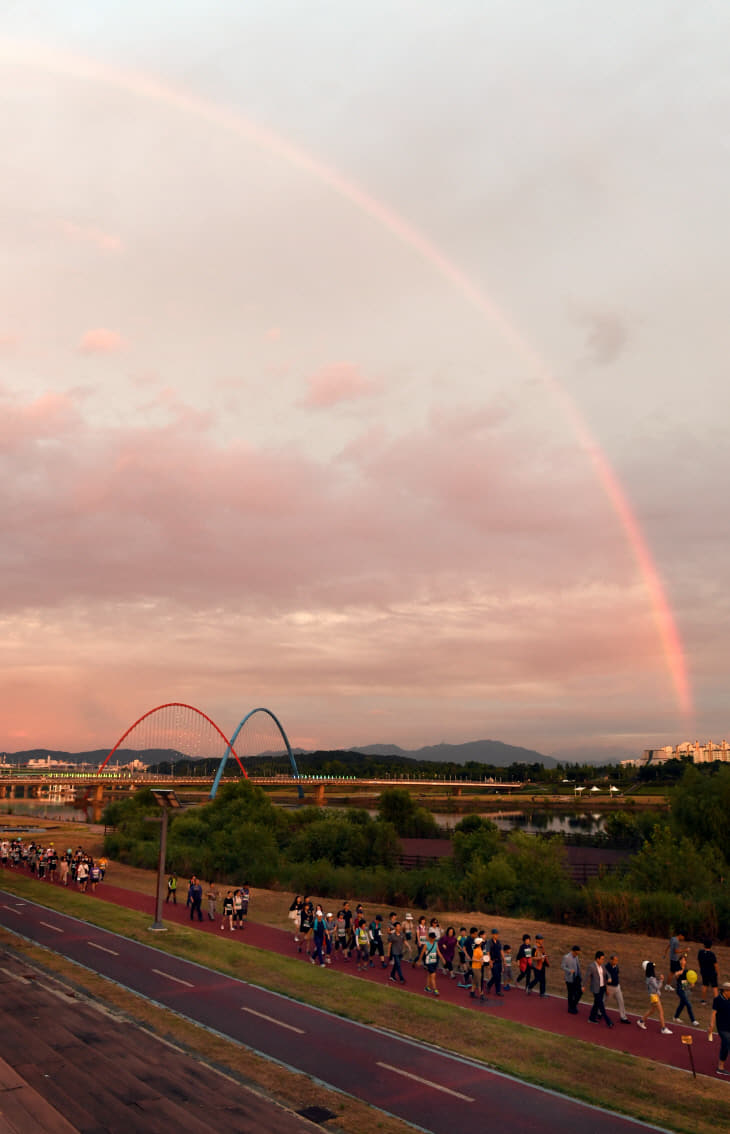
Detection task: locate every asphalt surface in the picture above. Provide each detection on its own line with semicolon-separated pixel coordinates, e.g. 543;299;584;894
0;883;681;1134
48;877;719;1077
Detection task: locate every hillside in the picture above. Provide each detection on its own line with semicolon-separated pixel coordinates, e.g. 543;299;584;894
349;739;557;767
3;738;557;769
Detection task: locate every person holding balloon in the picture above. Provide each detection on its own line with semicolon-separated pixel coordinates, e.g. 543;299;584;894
672;954;699;1027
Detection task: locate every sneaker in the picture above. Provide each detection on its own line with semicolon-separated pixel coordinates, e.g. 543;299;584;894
672;1017;680;1023
660;1027;673;1035
389;976;397;983
665;984;673;992
424;986;431;993
620;1018;632;1024
432;989;439;996
717;1068;728;1076
637;1020;647;1030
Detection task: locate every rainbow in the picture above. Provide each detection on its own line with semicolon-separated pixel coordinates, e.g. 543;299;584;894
0;39;692;719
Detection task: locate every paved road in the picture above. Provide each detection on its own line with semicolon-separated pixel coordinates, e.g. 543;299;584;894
50;876;719;1079
0;889;670;1134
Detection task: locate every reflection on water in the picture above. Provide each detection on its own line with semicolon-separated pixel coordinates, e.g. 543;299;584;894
429;811;606;835
0;800;88;823
485;812;605;835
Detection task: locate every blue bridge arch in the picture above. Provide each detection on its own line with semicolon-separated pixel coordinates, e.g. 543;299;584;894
209;707;303;799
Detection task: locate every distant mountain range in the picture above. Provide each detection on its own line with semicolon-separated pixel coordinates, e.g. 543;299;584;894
3;739;629;768
348;739;558;767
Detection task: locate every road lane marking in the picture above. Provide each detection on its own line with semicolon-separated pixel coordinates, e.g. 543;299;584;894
151;968;194;988
1;904;20;913
377;1062;474;1102
87;941;119;956
241;1006;305;1034
39;921;63;933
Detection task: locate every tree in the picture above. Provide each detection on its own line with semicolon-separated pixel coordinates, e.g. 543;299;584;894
377;789;439;837
626;823;716;895
670;764;730;863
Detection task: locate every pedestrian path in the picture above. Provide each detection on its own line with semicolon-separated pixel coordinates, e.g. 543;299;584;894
0;888;672;1134
14;871;720;1081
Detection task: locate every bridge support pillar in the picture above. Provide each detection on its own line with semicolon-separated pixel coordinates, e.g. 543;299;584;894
314;784;325;807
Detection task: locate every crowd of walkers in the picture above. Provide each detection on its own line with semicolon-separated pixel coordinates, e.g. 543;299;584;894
0;837;106;891
165;874;252;928
3;846;728;1078
285;896;729;1076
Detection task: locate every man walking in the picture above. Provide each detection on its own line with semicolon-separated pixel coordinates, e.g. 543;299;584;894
605;953;632;1023
587;951;614;1028
187;876;203;922
527;934;548;997
562;945;582;1014
708;981;730;1077
485;928;504;997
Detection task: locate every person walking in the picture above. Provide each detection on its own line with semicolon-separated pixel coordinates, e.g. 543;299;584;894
166;874;177;904
289;894;304;944
419;931;446;996
527;934;548;997
637;961;672;1034
561;945;582;1014
221;890;234;930
187;876;203;922
311;906;327;966
388;921;407;984
663;931;685;989
672;954;699;1026
485;928;504;997
605;954;632;1024
708;980;730;1077
587;951;614;1028
206;884;218;922
698;938;719;1006
469;935;486;1001
516;934;533;990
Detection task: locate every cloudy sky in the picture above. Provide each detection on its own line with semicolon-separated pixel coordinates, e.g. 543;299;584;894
1;1;728;758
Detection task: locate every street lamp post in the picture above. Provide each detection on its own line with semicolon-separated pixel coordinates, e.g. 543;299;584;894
149;789;182;932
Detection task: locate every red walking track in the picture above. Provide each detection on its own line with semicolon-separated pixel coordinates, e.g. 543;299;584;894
11;870;722;1082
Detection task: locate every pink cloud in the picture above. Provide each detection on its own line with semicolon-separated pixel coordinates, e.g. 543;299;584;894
0;392;693;752
0;390;79;449
61;221;123;253
300;362;379;408
78;328;127;355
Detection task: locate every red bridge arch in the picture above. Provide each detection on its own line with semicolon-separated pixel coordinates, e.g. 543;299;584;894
100;702;246;776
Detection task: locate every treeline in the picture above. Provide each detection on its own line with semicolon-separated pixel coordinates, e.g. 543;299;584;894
103;765;730;940
148;749;714;786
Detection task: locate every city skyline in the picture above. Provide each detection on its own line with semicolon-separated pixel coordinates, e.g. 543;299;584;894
2;3;728;757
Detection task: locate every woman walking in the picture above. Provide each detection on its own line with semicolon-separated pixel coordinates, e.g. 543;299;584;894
419;931;446;996
637;961;673;1034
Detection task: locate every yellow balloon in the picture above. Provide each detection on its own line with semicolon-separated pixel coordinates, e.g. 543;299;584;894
686;969;698;985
